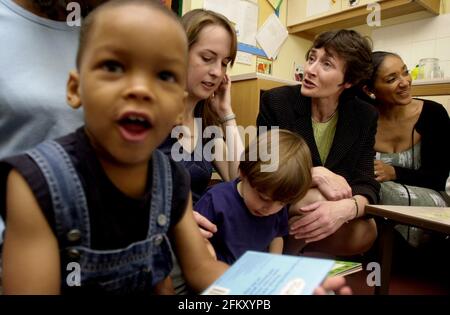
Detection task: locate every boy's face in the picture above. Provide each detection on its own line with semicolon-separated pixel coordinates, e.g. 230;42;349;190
239;177;285;217
67;5;187;166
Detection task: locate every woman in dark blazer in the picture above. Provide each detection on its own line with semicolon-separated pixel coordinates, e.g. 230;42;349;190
257;30;380;256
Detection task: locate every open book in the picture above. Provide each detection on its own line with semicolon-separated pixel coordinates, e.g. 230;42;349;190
203;251;335;295
328;260;363;277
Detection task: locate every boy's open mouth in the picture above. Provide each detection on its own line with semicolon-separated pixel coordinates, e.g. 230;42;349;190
117;113;152;142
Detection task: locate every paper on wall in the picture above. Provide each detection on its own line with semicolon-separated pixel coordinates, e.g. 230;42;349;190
236;51;254;65
255;13;288;59
236;0;258;46
203;0;239;23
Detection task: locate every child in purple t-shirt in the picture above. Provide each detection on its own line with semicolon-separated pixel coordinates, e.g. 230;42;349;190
195;129;313;264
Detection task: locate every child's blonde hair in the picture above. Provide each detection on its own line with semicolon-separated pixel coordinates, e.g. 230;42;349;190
239;129;312;204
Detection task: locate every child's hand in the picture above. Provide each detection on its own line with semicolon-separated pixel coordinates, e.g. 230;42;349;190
193;211;217;238
209;74;233;118
314;276;352;295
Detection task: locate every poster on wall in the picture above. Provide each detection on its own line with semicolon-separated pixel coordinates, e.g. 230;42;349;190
255;13;287;59
256;57;273;75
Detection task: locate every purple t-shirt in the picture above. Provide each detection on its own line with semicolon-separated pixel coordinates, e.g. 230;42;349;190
195;179;289;265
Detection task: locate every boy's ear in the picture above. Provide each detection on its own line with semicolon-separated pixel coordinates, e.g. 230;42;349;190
67;70;82;109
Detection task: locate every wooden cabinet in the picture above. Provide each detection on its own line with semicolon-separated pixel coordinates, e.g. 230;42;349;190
411;79;450;96
341;0;376;11
287;0;342;27
287;0;441;40
230;73;300;129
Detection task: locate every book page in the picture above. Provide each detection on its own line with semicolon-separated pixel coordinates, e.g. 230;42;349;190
203;251;334;295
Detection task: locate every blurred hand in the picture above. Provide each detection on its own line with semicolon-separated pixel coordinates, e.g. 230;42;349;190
193;211;217;238
314;276;352;295
311;167;352;200
374;160;396;182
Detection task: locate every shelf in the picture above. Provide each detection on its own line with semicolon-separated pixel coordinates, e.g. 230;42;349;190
230;73;300;85
411;80;450;96
288;0;441;40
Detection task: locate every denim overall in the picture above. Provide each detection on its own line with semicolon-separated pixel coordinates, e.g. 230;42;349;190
26;140;174;294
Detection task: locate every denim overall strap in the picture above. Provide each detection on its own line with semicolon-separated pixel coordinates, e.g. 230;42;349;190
146;149;175;285
148;149;172;238
26;140;91;248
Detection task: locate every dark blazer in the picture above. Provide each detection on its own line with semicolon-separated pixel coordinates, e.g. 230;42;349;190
257;85;380;204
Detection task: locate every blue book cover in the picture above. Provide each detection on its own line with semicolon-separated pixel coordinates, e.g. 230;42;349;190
203;251;335;295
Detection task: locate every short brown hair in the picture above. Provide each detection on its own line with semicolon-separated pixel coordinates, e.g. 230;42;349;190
306;29;373;88
76;0;182;68
239;129;312;204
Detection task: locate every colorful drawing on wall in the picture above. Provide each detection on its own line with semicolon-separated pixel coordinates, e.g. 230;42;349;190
256;57;273;75
267;0;283;10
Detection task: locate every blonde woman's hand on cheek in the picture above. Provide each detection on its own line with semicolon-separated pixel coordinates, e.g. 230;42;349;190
210;74;233;118
374;160;396;182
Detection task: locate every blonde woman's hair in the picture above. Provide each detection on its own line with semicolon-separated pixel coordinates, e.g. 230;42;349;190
239;129;313;204
182;9;238;128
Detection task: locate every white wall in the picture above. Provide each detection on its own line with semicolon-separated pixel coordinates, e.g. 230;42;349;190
371;13;450;79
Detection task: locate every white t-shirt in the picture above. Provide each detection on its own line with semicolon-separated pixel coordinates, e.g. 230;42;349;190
0;0;84;243
0;0;83;159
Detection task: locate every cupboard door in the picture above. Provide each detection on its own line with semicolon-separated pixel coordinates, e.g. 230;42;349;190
287;0;342;27
340;0;378;10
